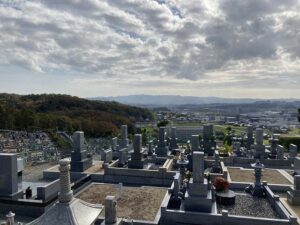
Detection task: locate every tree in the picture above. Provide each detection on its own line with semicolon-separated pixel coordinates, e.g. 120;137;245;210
157;120;169;127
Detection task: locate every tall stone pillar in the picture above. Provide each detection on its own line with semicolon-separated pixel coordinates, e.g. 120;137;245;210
58;159;73;203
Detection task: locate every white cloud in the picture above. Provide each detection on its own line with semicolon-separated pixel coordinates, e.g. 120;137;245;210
0;0;299;98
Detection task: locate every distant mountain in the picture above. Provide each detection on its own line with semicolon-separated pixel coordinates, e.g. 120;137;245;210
90;95;300;106
0;93;153;137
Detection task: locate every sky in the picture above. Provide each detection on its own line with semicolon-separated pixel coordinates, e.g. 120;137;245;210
0;0;299;99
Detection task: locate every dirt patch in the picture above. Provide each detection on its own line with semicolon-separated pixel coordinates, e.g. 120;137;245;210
228;167;292;185
77;184;167;221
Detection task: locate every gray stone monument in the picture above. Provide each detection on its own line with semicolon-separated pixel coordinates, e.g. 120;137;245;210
233;141;242;156
148;140;154;156
101;149;113;164
70;131;92;172
212;150;222;173
294;157;300;174
254;128;265;159
111;137;118;152
276;145;284;160
169;127;178;151
203;124;215;156
0;153;22;199
155;127;169;157
289;144;297;161
191;135;200;152
287;175;300;205
128;134;144;169
118;148;128;167
105;196;117;225
246;125;254;150
269;134;279;157
184;151;213;212
118;125;129;149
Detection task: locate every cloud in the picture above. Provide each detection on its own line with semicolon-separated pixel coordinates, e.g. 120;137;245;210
0;0;299;97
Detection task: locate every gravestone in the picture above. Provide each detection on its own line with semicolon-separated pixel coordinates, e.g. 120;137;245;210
294;157;300;174
169;127;178;151
101;149;113;164
148;140;154;156
233;141;242;156
0;153;22;199
118;125;129;149
246;125;254;150
269;134;279;157
287;175;300;205
155;127;168;157
184;151;213;212
254;128;265;159
212;150;222;173
111;137;118;152
203;124;215;156
289;144;297;161
118;148;128;166
276;145;284;160
191;135;200;152
70;131;92;172
128;134;144;169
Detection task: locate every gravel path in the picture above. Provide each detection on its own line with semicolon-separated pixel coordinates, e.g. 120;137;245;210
217;194;280;218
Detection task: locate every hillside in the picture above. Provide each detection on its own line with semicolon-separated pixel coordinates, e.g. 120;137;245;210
0;93;153;137
93;95;300;106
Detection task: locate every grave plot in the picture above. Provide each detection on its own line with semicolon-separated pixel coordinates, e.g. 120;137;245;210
217;193;280;218
228;167;292;185
77;183;167;221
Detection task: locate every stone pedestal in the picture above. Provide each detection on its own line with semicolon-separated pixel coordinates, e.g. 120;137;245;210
216;190;236;205
70;131;92;172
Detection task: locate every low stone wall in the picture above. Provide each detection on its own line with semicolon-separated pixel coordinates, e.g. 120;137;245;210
36;179;60;203
265;185;291;219
0;198;53;218
100;164;175;186
160;206;294;225
222;156;292;169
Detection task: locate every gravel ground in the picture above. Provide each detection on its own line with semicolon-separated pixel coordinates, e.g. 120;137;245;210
78;184;167;221
228;167;292;185
217;194;280;218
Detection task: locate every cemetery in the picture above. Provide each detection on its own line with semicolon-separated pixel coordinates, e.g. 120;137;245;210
0;124;300;225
